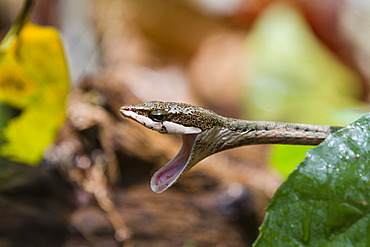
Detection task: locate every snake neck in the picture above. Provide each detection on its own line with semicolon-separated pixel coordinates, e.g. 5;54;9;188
201;117;342;155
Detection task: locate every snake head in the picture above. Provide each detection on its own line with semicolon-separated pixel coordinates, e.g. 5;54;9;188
120;101;221;193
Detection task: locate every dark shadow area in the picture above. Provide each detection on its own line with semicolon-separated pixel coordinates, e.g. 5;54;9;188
0;160;75;247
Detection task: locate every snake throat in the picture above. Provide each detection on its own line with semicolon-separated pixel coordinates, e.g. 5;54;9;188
150;134;198;193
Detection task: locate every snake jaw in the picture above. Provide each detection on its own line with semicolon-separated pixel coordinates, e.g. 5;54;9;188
150;134;199;193
120;102;217;193
120;108;201;135
120;105;205;193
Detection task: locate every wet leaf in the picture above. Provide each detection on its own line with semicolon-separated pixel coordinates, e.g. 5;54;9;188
0;23;70;165
253;113;370;246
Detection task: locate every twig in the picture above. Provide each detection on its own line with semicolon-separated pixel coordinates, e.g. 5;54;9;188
0;0;34;51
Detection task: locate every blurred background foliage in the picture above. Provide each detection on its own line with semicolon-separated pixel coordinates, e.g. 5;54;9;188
244;3;367;177
0;22;69;165
0;0;369;246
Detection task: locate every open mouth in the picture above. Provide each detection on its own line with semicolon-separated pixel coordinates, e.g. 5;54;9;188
150;134;198;193
119;106;202;193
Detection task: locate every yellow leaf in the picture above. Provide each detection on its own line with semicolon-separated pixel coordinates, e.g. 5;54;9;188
0;22;70;165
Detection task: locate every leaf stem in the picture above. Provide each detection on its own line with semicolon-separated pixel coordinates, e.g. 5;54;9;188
0;0;34;52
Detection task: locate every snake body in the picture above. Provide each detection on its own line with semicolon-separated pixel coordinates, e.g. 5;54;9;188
120;101;341;193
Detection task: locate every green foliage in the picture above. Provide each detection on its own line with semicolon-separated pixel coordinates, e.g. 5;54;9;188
268;145;311;178
243;2;367;177
253;114;370;246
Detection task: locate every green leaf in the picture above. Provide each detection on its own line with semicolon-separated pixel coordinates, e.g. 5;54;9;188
253;113;370;246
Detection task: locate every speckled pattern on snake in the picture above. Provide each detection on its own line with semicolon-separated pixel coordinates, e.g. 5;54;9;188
120;101;341;193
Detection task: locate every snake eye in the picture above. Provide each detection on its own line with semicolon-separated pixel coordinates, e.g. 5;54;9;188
150;110;168;122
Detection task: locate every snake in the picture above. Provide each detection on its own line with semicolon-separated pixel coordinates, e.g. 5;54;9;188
120;101;341;193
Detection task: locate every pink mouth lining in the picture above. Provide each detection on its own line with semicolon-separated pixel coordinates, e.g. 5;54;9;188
150;134;198;193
